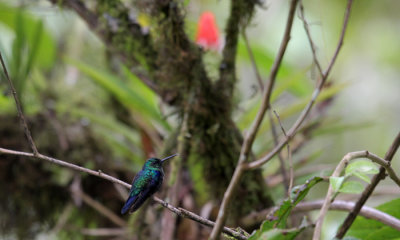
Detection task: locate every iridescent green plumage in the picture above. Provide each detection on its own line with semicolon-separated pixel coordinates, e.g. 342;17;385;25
121;154;177;214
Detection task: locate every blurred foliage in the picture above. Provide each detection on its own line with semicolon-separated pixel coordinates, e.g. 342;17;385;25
0;2;55;105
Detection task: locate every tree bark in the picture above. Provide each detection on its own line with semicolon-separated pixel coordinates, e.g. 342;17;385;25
51;0;274;226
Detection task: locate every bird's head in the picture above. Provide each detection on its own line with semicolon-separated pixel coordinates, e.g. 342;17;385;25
144;154;178;169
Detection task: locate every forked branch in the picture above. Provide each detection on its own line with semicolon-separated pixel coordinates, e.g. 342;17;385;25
313;150;400;239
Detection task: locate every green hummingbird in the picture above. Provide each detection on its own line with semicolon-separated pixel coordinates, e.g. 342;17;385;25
121;154;177;215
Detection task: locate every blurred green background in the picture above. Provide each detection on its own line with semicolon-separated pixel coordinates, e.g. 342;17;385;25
0;0;399;239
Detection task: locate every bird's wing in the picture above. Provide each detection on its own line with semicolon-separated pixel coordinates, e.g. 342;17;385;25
128;170;163;213
121;170;163;214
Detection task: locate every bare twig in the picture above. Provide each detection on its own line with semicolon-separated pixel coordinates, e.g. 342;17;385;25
242;30;264;91
209;1;300;239
268;110;290;193
0;147;131;187
240;199;400;231
296;200;400;231
242;17;289;192
80;190;127;227
273;110;293;196
51;203;74;234
0;51;38;155
246;0;354;170
298;1;323;77
267;164;333;187
0;147;247;240
81;228;127;236
336;131;400;238
313;150;400;240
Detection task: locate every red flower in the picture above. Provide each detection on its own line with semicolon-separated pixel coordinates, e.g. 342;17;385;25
195;11;221;51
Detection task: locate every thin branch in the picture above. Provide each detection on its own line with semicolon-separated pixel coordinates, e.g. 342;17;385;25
313;150;400;240
79;190;127;227
246;0;354;170
240;200;400;231
243;23;289;191
0;51;38;155
273;110;293;197
81;228;127;237
0;147;247;240
267;164;334;188
242;30;264;91
296;200;400;231
298;1;323;77
268;110;290;193
336;131;400;238
50;203;74;234
209;1;300;239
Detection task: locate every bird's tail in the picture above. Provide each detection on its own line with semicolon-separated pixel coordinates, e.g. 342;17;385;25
121;195;137;215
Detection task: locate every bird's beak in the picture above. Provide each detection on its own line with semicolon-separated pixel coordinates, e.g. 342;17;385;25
161;154;178;163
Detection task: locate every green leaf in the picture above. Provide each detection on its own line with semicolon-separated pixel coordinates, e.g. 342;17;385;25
330;176;345;192
345;159;379;176
249;217;310;240
346;198;400;239
253;176;323;233
248;227;305;240
338;181;364;194
353;171;371;183
365;227;400;240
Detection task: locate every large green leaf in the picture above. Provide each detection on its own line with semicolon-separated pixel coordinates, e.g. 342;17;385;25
345;159;379;176
346;198;400;239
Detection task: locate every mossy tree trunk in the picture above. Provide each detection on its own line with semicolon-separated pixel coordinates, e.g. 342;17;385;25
52;0;274;228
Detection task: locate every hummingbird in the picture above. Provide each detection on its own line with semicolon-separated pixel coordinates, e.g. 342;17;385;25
121;154;177;215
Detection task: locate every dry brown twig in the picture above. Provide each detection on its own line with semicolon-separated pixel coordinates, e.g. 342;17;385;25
79;190;127;227
242;30;264;91
268;109;290;193
273;110;293;197
246;0;353;170
81;228;127;237
299;0;324;77
243;23;290;193
0;52;38;155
